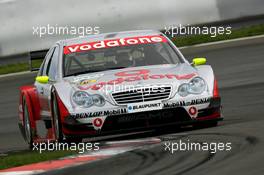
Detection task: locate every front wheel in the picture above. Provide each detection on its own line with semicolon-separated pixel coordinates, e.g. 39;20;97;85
23;97;33;149
51;93;63;142
52;92;83;143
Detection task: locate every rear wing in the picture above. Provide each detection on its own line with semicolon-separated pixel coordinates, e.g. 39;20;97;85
29;49;49;71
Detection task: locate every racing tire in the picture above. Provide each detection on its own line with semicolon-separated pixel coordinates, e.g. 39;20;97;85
51;92;64;142
52;92;83;143
23;97;33;149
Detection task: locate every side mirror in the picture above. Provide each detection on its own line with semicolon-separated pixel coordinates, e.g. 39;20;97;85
192;58;207;66
36;76;49;84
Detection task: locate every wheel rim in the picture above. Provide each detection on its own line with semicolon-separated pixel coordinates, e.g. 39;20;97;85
24;103;31;144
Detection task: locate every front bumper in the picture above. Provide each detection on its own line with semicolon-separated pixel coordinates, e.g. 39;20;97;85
61;97;222;137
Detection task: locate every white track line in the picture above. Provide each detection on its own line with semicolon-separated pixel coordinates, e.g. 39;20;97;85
0;170;44;175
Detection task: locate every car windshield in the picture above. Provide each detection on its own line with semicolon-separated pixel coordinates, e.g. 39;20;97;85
63;38;182;77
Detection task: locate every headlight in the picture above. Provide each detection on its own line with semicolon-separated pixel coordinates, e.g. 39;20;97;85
72;91;105;108
178;83;189;97
178;77;206;97
72;91;93;107
92;94;105;107
189;77;206;94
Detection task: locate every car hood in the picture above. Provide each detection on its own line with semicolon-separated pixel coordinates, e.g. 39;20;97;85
64;63;198;95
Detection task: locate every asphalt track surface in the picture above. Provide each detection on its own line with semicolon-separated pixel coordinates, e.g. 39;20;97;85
0;39;264;174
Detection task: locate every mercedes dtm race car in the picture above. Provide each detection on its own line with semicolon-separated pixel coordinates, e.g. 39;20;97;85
18;30;222;146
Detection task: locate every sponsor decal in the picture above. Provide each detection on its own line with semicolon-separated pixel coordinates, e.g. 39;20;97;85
118;110;174;123
72;73;104;83
127;105;133;113
72;108;127;119
115;69;150;77
163;98;210;108
93;118;103;127
78;69;196;90
103;108;127;116
79;79;97;85
127;102;163;113
188;106;197;115
64;35;167;54
73;111;103;118
72;98;209;120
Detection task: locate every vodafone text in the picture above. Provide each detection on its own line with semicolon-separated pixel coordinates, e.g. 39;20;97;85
64;35;167;54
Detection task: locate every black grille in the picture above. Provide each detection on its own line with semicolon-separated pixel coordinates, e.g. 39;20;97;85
111;85;172;105
102;107;191;131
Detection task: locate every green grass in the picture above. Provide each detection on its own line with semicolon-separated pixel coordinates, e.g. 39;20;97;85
0;150;75;170
0;24;264;75
0;59;42;75
0;63;29;75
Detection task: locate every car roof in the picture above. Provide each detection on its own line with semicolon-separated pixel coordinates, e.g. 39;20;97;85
59;30;162;46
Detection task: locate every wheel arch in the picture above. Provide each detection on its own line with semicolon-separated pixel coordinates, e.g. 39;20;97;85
50;86;70;125
18;85;40;141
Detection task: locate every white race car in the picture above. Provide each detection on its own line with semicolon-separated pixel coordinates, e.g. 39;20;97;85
18;30;222;146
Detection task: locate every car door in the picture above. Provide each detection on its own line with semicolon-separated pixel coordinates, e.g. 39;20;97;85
36;45;59;119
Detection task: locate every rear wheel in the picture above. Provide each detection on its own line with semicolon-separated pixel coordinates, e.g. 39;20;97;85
23;97;33;149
